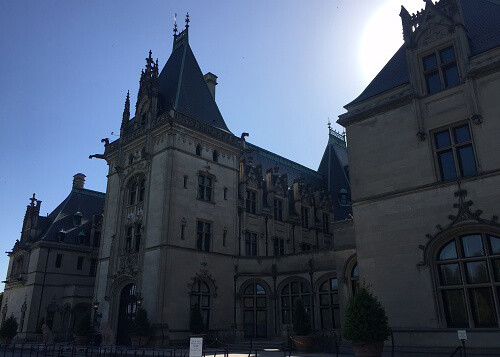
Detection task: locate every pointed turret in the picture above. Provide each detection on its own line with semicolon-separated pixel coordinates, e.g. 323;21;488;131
121;90;130;132
159;14;230;132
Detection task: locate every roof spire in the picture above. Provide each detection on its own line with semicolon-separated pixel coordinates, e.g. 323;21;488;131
173;13;178;35
185;12;190;29
121;90;130;129
327;118;332;132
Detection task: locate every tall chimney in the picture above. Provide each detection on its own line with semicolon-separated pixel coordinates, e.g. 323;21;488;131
204;72;218;100
73;173;86;189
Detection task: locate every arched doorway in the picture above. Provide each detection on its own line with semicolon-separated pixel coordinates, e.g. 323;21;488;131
243;283;267;338
116;283;137;345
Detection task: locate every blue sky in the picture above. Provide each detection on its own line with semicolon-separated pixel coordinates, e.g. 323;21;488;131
0;0;424;287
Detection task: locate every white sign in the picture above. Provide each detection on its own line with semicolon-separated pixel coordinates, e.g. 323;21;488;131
189;337;203;357
457;330;467;340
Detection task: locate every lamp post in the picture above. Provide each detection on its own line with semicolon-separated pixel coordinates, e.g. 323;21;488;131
92;300;102;345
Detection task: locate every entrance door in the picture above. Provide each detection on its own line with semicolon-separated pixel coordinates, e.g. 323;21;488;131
243;283;267;338
116;283;137;345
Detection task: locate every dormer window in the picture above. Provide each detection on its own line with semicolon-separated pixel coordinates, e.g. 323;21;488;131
73;211;83;226
422;46;460;94
57;229;66;242
78;231;86;245
338;189;349;206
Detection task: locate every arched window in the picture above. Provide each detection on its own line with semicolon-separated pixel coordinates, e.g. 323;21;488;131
435;232;500;328
318;278;340;329
139;179;145;202
190;280;211;328
351;263;359;295
128;175;145;206
280;280;310;324
129;182;137;205
243;282;268;338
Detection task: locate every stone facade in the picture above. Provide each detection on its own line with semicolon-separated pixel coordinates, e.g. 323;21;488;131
1;174;104;341
92;21;354;345
338;0;500;349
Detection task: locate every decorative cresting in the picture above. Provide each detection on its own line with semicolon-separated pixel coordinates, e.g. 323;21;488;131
187;261;218;298
418;188;500;268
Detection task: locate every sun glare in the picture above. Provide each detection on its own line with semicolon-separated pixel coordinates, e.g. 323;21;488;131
359;0;425;83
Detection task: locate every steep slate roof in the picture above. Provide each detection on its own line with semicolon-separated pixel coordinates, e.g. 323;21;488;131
38;188;105;245
157;29;231;132
244;142;324;189
346;0;500;106
317;133;352;220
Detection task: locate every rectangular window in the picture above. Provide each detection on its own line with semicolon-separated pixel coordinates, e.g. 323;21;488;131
323;213;330;234
183;175;188;189
274;198;283;221
433;123;477;181
93;231;101;247
134;224;142;252
89;258;97;277
422;46;460;94
198;174;213;201
273;238;285;256
245;232;258;256
196;220;211;252
55;254;63;268
301;207;309;228
126;226;133;250
246;190;257;214
77;256;84;270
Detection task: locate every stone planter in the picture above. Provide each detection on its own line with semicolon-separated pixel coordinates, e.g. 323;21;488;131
130;335;150;347
352;341;384;357
294;335;313;352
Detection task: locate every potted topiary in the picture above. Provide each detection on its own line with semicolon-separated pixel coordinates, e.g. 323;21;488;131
292;300;313;352
342;285;391;357
189;303;205;336
73;313;92;345
129;307;151;347
0;315;18;345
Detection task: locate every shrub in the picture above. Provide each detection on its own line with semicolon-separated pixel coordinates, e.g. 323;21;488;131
189;303;205;334
74;313;92;337
0;315;18;338
129;308;151;337
293;300;312;336
342;285;391;343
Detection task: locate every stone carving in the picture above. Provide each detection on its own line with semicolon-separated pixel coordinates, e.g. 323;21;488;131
117;253;139;277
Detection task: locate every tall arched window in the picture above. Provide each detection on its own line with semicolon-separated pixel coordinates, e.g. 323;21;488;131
318;277;340;329
280;280;310;324
351;263;359;295
129;182;138;205
190;280;211;328
242;282;267;338
435;232;500;327
128;175;145;206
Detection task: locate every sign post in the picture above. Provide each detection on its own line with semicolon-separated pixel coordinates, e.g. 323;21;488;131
457;330;467;357
189;337;203;357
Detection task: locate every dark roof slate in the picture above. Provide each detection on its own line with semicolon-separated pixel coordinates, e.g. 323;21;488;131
39;188;105;245
158;31;230;132
346;0;500;106
244;143;324;189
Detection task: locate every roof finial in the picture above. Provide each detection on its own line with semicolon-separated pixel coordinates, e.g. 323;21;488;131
327;118;332;131
173;13;178;35
185;12;190;29
30;193;37;206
